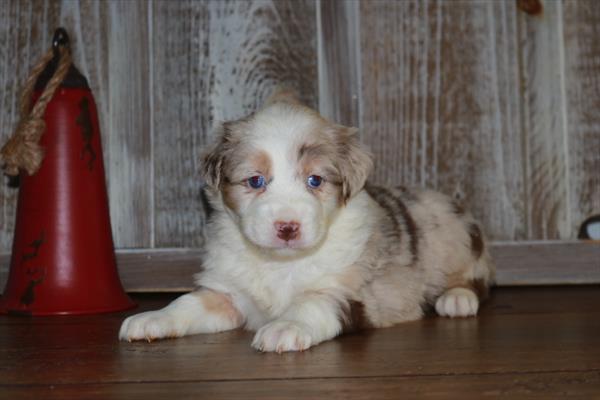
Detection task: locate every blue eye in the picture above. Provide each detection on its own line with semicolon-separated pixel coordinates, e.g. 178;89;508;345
307;175;323;188
248;175;266;189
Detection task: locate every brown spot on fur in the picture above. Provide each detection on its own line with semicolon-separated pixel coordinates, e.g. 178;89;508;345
194;289;243;325
445;270;466;290
472;278;490;301
367;185;419;264
251;150;272;178
365;185;402;241
221;181;242;212
452;200;465;215
219;149;272;212
446;271;491;302
299;144;333;179
394;185;418;202
341;301;373;334
468;223;484;259
330;125;373;203
298;142;331;160
202;120;249;189
398;201;419;263
297;141;344;202
264;87;304;107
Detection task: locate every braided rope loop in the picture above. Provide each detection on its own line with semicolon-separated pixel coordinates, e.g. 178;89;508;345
1;45;73;176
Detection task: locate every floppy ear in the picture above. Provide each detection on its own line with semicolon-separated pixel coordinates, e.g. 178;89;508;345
201;123;231;189
330;125;373;203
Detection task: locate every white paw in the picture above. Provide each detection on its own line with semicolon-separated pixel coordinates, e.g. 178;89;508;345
119;310;181;342
252;320;313;353
435;287;479;318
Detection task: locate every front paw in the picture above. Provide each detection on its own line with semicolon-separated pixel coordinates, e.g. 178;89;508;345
252;320;313;353
119;310;180;342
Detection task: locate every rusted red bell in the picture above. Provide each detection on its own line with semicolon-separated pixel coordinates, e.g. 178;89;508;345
0;28;135;315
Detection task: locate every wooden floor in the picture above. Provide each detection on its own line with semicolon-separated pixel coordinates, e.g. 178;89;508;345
1;286;599;399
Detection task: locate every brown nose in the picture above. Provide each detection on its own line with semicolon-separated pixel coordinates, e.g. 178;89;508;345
274;221;300;241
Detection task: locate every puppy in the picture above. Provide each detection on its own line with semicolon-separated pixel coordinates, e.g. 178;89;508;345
119;92;495;353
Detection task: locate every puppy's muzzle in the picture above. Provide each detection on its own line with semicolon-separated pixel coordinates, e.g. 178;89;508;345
274;221;300;242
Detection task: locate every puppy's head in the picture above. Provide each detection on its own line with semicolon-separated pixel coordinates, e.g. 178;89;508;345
202;95;372;256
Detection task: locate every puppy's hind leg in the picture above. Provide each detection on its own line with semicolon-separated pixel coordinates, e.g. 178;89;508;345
435;256;494;318
119;289;244;342
435;286;480;318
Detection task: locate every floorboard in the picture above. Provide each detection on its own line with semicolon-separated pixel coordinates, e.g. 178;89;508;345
1;286;599;398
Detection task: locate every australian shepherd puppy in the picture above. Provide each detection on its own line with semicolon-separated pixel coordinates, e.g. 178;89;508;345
119;91;495;353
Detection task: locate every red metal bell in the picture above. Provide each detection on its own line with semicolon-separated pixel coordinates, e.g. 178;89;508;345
0;28;135;315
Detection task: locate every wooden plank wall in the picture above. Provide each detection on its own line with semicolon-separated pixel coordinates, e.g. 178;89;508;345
0;0;598;255
0;0;317;251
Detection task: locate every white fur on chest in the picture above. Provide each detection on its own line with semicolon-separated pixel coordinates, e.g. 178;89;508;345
197;192;375;324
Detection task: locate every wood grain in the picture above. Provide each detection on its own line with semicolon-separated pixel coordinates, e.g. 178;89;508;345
359;0;526;240
58;0;111;161
490;240;600;285
205;0;317;121
151;0;211;248
0;288;598;392
0;0;61;251
1;241;598;292
2;372;599;400
106;0;152;247
151;0;317;247
0;0;152;248
317;0;361;127
0;0;598;252
517;0;570;239
562;0;600;237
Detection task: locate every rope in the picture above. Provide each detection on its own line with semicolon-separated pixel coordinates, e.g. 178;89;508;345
1;45;73;176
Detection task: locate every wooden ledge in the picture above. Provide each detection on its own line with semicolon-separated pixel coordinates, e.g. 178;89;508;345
1;241;598;292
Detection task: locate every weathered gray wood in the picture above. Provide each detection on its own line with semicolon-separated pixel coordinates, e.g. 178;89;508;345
151;0;211;248
317;0;361;127
517;0;570;239
109;248;203;292
358;0;526;240
0;0;61;251
151;0;317;247
1;242;598;292
562;0;600;238
0;0;152;249
490;240;600;285
106;0;152;247
208;0;317;119
58;0;111;165
0;0;598;251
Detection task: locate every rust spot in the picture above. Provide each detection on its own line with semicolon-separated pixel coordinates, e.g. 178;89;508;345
517;0;542;16
20;267;46;306
76;97;96;171
20;278;44;306
22;231;45;262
